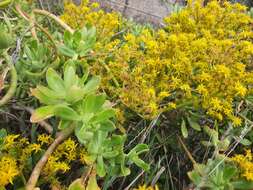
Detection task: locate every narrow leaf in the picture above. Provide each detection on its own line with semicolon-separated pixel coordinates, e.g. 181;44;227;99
181;119;188;138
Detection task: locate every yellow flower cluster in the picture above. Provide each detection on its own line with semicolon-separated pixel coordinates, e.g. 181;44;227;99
0;133;89;187
133;185;159;190
231;149;253;181
61;1;121;39
0;156;19;187
42;138;78;179
61;0;253;123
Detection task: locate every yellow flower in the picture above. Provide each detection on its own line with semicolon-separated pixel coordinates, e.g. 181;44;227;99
37;134;53;145
234;82;247;97
167;102;177;110
231;116;242;127
158;91;170;99
3;135;19;149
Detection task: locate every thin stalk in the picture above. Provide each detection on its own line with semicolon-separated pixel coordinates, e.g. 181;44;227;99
0;52;17;106
33;9;74;34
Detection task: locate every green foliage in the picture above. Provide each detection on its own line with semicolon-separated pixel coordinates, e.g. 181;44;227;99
58;26;96;59
0;24;12;49
31;66;149;178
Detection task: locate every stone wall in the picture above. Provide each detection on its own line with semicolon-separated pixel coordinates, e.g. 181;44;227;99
44;0;252;25
89;0;185;25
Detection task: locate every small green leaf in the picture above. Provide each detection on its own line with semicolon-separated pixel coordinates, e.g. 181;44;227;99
31;106;55;123
187;117;201;131
181;119;188;138
240;138;252;146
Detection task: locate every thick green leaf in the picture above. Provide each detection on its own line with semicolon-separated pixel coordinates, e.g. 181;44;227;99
99;120;116;132
54;105;81;121
83;76;100;94
63;31;73;47
131;155;150;171
181;119;188;138
96;155;106;177
66;86;85;103
64;65;78;89
91;109;115;123
31;106;55;123
31;88;60;105
58;120;72;130
187;117;201;131
87;131;107;155
36;85;64;99
102;150;119;159
58;45;76;58
120;157;130;176
223;166;236;181
82;94;106;113
46;68;65;92
128;144;149;157
75;125;94;144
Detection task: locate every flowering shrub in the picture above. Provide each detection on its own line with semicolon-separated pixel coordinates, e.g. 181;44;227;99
0;133;86;186
62;0;253;124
